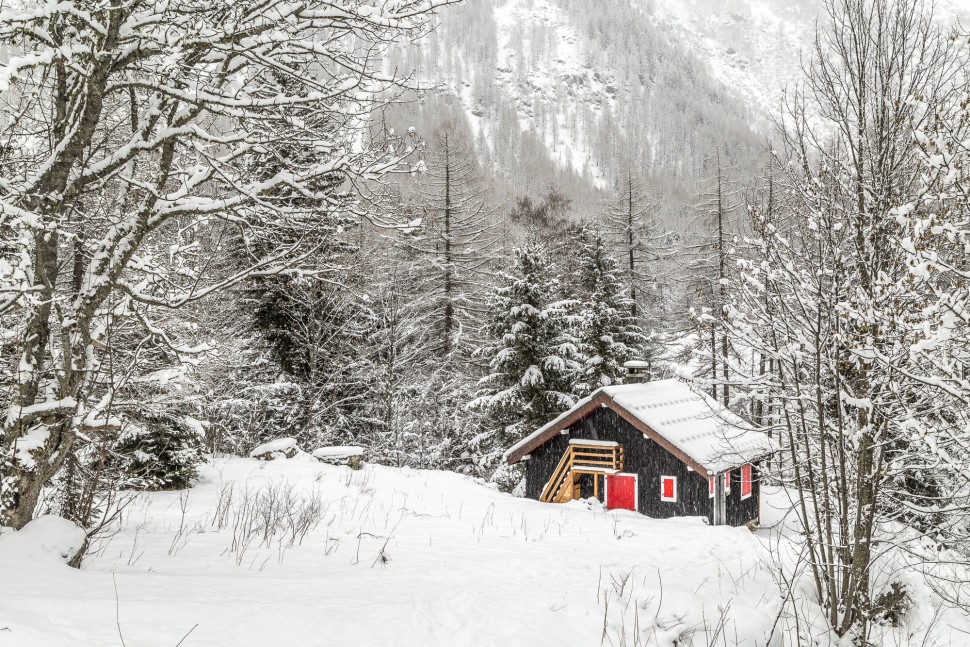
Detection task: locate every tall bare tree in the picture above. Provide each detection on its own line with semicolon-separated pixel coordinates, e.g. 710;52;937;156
410;121;497;359
724;0;970;638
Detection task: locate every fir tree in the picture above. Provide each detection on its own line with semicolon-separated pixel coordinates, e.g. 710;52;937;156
109;414;206;491
573;227;645;394
471;242;580;447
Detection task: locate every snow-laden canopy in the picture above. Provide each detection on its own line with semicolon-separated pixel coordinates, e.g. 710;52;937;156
504;379;777;475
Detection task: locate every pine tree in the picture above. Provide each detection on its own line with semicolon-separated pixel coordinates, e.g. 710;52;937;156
109;414;206;491
471;241;580;447
573;227;645;394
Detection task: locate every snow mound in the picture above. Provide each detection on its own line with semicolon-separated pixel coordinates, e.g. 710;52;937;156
249;437;301;460
311;446;363;458
0;515;86;564
312;445;364;468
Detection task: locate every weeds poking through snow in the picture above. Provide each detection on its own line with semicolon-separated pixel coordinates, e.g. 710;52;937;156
168;491;190;556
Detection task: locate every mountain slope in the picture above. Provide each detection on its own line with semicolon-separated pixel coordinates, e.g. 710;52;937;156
393;0;767;204
392;0;970;208
649;0;970;122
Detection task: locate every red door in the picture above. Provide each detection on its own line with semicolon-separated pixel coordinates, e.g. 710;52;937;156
606;474;637;511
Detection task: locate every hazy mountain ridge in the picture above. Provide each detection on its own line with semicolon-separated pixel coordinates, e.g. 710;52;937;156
648;0;818;121
649;0;970;122
398;0;766;205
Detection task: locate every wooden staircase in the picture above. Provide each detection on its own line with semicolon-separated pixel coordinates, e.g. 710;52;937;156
539;441;624;504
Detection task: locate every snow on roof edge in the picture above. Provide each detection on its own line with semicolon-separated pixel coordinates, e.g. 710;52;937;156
502;392;596;462
504;380;778;472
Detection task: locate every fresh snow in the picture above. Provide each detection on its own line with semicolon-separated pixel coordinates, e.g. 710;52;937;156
0;458;967;646
602;381;777;473
311;446;364;458
248;437;299;458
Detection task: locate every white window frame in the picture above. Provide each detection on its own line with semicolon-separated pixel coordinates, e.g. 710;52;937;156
725;470;732;496
660;475;677;503
740;463;753;500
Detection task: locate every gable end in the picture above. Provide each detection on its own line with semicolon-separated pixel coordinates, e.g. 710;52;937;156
505;391;712;478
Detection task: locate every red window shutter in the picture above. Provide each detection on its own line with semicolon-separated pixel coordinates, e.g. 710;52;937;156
661;476;676;502
708;476;715;498
725;471;731;495
741;463;753;499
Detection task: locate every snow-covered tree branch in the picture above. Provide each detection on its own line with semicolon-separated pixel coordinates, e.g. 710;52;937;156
0;0;456;529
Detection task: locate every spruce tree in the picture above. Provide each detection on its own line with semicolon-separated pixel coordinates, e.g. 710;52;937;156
573;227;645;394
471;241;579;447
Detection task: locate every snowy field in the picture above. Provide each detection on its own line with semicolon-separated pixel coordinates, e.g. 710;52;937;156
1;457;968;647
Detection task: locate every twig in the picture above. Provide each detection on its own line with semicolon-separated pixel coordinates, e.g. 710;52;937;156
174;623;199;647
113;573;127;647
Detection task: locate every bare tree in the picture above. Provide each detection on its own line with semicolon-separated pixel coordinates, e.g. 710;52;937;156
0;0;455;529
685;154;738;405
724;0;970;638
409;121;497;359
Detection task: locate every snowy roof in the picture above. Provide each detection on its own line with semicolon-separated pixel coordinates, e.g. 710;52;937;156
504;379;777;475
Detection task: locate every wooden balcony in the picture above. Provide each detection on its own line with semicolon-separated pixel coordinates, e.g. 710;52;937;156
539;440;624;504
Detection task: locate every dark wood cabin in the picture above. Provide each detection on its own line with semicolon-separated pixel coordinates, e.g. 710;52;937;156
503;379;776;526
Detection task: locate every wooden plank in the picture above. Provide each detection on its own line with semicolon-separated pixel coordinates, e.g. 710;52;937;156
540;447;575;503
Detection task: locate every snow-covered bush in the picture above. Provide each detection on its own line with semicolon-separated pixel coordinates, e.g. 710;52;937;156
489;462;524;494
0;516;87;565
109;414;206;491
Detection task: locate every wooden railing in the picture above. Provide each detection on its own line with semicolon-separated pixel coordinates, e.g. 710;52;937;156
539;441;624;504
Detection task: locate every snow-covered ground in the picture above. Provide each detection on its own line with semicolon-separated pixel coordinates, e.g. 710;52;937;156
1;457;968;646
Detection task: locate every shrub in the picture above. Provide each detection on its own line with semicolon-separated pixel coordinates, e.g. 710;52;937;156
110;413;207;490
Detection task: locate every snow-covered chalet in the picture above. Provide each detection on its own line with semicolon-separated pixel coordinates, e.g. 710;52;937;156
503;373;777;526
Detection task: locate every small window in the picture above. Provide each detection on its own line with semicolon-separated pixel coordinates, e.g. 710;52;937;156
661;476;677;502
708;476;715;498
725;470;731;496
741;464;753;500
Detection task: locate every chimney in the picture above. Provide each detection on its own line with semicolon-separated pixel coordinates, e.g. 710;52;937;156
623;360;651;384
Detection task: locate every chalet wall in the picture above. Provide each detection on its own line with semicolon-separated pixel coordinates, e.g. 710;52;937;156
523;407;763;526
525;407;713;522
725;462;761;526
